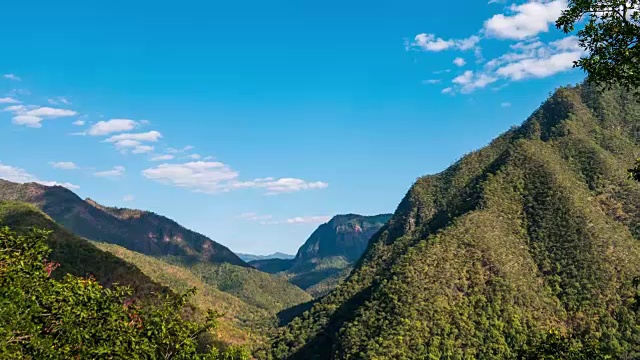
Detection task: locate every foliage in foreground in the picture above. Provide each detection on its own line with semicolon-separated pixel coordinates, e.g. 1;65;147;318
0;226;250;360
557;0;640;90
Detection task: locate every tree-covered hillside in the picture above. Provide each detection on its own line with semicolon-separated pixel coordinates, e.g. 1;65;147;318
0;182;245;266
0;201;169;299
267;84;640;359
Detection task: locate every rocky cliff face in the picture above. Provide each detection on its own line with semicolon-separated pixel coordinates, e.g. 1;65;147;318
293;213;392;267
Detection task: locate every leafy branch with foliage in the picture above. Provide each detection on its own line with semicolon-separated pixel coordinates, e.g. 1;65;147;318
556;0;640;90
0;226;250;359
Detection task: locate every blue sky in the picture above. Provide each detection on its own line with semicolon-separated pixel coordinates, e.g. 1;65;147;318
0;0;584;254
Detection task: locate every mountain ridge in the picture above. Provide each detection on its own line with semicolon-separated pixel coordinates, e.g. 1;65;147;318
268;84;640;359
0;180;246;267
250;213;391;297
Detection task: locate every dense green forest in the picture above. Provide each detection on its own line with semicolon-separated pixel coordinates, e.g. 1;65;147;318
0;200;311;352
266;84;640;359
0;224;252;359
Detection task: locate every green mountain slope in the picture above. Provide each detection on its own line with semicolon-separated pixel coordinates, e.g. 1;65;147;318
0;201;169;299
269;84;640;359
92;242;269;346
250;214;391;297
0;183;312;345
0;181;245;266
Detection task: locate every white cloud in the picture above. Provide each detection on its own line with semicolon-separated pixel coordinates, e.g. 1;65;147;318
495;50;583;80
123;194;135;202
501;102;512;107
94;165;125;178
150;154;175;161
88;119;137;136
142;161;328;195
285;216;331;224
3;105;26;112
5;105;78;128
422;79;442;84
238;212;273;221
0;97;19;104
549;35;581;51
132;145;154;154
24;107;77;118
453;57;467;67
105;131;162;143
453;70;474;85
259;215;332;225
113;139;141;148
410;33;480;52
73;120;85;126
231;177;329;195
484;0;568;40
188;154;201;159
441;87;453;94
49;161;78;170
3;74;21;81
12;115;43;128
0;162;79;190
451;70;498;93
142;161;239;193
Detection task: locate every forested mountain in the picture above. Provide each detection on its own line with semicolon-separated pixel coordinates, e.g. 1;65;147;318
0;186;312;350
250;214;391;297
93;242;311;346
0;180;246;266
268;84;640;359
0;201;169;299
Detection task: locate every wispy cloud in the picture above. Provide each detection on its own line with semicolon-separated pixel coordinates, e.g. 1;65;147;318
47;97;71;105
94;165;125;178
422;79;442;85
3;74;21;81
123;194;135;202
259;215;332;225
132;145;154;154
150;154;175;161
72;120;85;126
501;102;512;107
49;161;78;170
238;212;273;221
167;145;194;154
0;162;79;189
105;131;162;143
0;97;20;104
